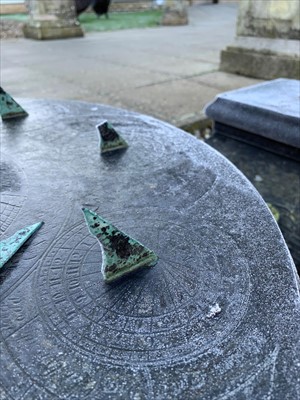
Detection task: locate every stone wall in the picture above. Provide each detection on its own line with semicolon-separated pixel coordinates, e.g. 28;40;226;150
220;0;300;80
237;0;300;40
0;3;27;14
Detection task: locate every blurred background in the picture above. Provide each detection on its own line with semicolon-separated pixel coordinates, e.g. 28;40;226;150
1;0;261;128
1;0;299;271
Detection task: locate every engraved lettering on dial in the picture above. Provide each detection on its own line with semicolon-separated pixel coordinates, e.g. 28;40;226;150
35;215;250;367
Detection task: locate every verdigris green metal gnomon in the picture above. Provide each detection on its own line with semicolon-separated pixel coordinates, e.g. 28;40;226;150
0;222;43;268
82;208;158;283
96;120;128;153
0;87;28;120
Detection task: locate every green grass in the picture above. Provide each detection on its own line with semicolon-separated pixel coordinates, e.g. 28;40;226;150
1;10;163;32
79;10;162;32
1;14;28;22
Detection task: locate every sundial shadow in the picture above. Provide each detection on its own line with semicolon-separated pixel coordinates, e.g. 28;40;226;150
0;260;16;285
100;148;128;166
96;263;159;317
1;118;28;134
105;265;154;289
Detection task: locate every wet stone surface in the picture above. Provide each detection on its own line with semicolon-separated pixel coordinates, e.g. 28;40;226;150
0;99;299;399
206;134;300;273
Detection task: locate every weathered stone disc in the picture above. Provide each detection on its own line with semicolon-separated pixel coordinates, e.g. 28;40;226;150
0;99;299;399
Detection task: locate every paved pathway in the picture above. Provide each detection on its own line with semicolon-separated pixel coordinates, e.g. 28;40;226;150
1;2;262;127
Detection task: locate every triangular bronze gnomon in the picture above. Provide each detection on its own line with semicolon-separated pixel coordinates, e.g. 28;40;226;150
82;208;158;283
96;121;128;153
0;222;43;268
0;87;28;120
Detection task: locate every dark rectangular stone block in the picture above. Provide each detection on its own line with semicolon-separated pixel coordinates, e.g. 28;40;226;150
205;78;300;152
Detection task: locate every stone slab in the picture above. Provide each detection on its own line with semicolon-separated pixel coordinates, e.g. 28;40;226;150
0;99;299;399
220;36;300;80
205;78;300;149
229;36;300;57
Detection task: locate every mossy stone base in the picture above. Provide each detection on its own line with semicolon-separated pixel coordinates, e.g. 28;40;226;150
161;8;188;26
23;23;84;40
220;37;300;80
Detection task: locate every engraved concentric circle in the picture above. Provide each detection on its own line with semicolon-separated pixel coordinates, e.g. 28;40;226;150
35;212;250;367
0;157;27;235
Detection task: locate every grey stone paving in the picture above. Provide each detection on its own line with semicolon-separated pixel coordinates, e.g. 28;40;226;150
1;2;263;126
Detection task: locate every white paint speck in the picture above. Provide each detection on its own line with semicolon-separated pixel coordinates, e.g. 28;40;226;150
207;303;221;318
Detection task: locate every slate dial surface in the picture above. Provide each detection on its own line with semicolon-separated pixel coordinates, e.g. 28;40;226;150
1;100;299;400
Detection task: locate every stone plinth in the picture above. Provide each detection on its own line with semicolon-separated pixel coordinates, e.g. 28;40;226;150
161;0;188;26
220;0;300;79
24;0;84;40
205;78;300;153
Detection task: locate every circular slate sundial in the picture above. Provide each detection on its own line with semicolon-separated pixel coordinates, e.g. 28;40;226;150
35;217;249;367
0;100;299;399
